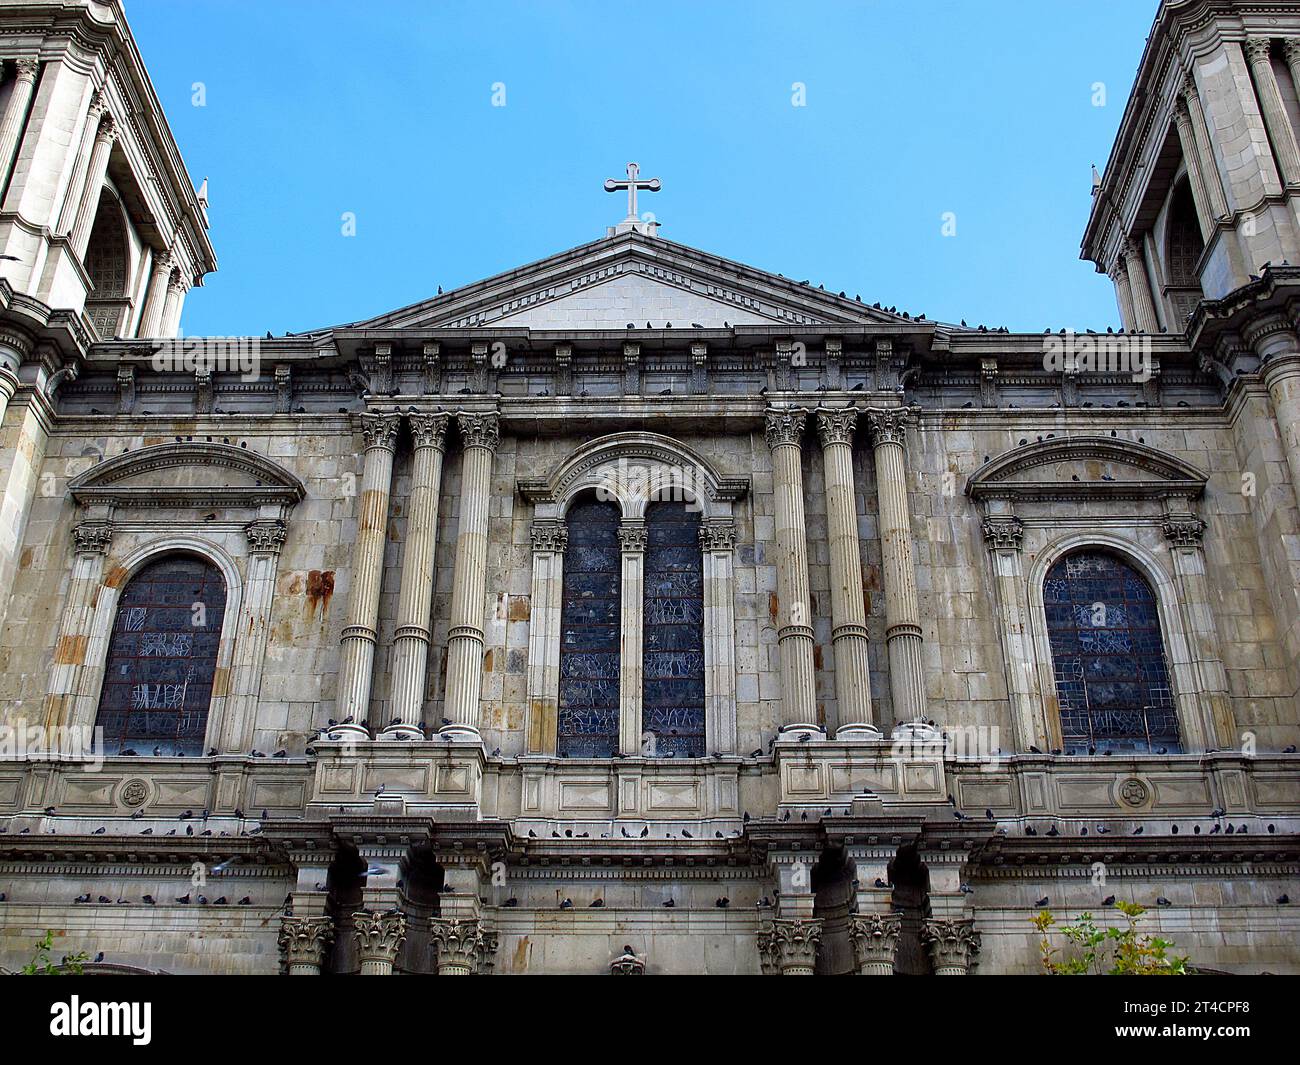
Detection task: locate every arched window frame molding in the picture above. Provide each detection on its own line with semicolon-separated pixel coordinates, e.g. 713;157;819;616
967;436;1231;754
75;535;244;753
518;432;748;758
45;441;304;757
1026;533;1208;754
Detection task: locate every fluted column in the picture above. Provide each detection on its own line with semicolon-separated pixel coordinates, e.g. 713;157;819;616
336;411;400;733
0;59;40;196
441;411;499;739
921;918;980;976
764;408;819;736
814;406;876;737
69;113;116;259
1172;94;1215;237
353;911;406;976
1109;258;1137;332
1245;38;1300;187
136;250;173;338
160;269;188;338
55;88;105;236
1123;238;1159;333
429;917;485;975
848;913;901;975
866;409;926;724
278;915;335;976
1182;73;1230;220
385;411;451;738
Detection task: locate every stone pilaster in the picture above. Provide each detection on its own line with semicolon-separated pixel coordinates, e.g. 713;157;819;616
764;408;819;736
921;917;980;976
42;521;113;738
353;910;407;976
70;113;117;259
441;411;499;739
866;408;926;724
278;915;335;976
814;406;876;737
848;912;901;975
700;519;739;753
525;520;566;754
618;520;647;755
428;916;484;975
769;917;822;975
222;519;288;753
1244;38;1300;187
0;58;39;195
385;411;451;738
1123;238;1160;333
336;411;400;734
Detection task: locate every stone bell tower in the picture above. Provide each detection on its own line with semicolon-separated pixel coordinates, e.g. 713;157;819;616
1083;0;1300;327
0;0;215;629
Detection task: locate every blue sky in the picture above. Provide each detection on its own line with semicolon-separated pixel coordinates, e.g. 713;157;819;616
125;0;1158;337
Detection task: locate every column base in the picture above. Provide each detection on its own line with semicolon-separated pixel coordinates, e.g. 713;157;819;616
437;723;482;742
834;723;884;741
379;723;425;741
777;723;826;741
327;723;371;742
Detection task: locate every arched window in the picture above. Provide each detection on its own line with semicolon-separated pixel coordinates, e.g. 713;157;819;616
95;555;227;756
642;500;705;757
557;496;621;758
1043;550;1180;754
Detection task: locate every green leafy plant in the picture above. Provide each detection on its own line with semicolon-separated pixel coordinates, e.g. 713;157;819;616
1031;901;1187;975
18;931;87;975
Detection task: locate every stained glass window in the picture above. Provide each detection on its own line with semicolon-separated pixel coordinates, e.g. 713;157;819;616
95;555;227;756
1044;551;1180;754
557;498;622;758
642;501;705;758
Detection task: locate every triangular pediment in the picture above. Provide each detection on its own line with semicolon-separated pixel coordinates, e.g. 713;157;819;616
339;231;908;331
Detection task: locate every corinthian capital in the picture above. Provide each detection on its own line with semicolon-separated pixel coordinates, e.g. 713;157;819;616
408;411;451;451
1283;38;1300;68
1244;37;1274;66
429;917;485;975
981;515;1023;551
764;407;807;450
921;917;980;975
97;113;118;143
245;518;288;555
352;910;407;964
457;410;500;452
865;407;909;447
848;912;902;974
14;57;39;82
278;915;335;971
814;405;860;448
530;521;568;554
769;917;822;975
72;522;113;556
359;410;401;451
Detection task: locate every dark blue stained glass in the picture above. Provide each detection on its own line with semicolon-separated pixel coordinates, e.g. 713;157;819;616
642;501;705;758
95;555;227;756
557;499;621;758
1044;551;1180;754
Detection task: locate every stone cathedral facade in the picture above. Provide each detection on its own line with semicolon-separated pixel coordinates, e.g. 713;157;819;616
0;0;1298;976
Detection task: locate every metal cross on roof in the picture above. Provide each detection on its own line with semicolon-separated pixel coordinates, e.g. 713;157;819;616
604;162;660;224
